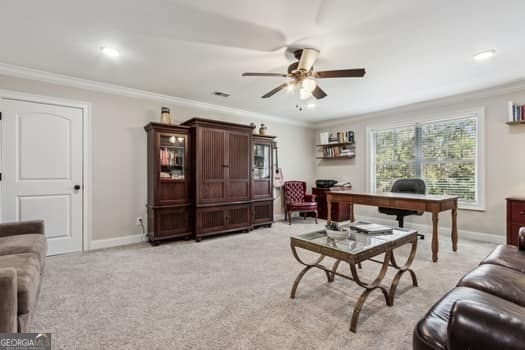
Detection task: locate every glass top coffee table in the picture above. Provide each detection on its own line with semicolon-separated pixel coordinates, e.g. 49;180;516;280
290;226;418;332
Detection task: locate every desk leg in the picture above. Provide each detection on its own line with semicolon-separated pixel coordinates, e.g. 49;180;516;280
432;211;439;262
451;205;458;252
327;199;332;223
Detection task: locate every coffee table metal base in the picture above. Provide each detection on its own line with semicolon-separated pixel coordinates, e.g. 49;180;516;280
290;239;418;333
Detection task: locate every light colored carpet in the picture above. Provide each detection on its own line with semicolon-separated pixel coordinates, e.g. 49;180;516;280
32;220;496;349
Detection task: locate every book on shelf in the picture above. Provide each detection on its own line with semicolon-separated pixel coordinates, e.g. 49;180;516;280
509;102;525;122
322;147;355;158
321;130;355;144
160;147;182;166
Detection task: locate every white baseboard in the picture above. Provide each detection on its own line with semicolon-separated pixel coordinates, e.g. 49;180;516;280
90;233;145;251
357;215;504;244
274;213;285;221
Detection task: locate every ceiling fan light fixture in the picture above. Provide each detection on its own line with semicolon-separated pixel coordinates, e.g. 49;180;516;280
301;78;316;93
299;87;312;100
287;82;295;92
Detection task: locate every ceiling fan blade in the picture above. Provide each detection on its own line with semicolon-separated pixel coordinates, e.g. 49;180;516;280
315;68;366;78
261;83;288;98
242;72;287;77
312;85;327;99
297;48;320;72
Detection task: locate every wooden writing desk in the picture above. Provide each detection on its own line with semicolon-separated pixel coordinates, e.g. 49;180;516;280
326;191;459;262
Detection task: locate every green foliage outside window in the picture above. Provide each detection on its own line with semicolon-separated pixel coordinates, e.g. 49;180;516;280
372;117;478;203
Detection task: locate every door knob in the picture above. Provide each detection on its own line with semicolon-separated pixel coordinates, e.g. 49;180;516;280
74;185;81;191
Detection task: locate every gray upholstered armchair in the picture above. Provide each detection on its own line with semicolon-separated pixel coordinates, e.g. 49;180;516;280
0;220;47;333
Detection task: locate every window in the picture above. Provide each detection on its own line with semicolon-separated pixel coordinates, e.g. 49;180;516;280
369;114;483;209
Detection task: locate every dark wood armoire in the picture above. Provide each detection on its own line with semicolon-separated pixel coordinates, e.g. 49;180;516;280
145;118;275;244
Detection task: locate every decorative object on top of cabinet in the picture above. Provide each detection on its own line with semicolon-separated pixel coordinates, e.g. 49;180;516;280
160;107;172;124
506;197;525;245
250;122;257;134
507;101;525;125
259;123;267;135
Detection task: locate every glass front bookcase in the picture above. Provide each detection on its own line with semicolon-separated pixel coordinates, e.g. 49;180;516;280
159;134;185;181
253;143;271;180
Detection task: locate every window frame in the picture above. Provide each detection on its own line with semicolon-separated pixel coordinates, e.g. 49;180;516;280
366;108;485;211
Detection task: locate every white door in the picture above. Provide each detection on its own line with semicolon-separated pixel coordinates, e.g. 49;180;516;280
1;98;83;255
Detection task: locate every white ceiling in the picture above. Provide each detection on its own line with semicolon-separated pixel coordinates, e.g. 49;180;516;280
1;0;524;123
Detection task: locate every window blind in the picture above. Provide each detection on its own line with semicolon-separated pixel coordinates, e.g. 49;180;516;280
421;117;478;203
371;115;479;206
373;125;416;192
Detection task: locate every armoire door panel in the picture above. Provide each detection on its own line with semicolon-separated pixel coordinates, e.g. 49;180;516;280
199;128;226;203
159;181;186;204
197;207;227;233
155;206;192;237
226;205;251;229
253;180;271;199
226;131;250;201
252;201;273;225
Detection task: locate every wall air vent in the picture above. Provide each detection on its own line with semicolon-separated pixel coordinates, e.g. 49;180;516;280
212;91;231;98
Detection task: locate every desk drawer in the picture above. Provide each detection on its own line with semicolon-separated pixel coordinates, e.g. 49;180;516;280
510;201;525;224
391;199;426;211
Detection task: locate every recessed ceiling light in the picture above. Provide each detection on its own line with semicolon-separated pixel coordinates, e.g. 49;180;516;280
473;49;495;61
101;47;120;58
306;103;316;109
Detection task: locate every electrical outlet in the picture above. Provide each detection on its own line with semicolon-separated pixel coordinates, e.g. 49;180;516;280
136;217;143;225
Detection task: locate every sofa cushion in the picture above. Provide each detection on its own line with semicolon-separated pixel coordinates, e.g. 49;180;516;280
480;244;525;273
0;234;47;267
413;287;521;350
0;254;41;314
458;264;525;307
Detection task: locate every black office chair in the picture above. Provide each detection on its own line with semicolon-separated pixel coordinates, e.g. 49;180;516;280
378;178;426;239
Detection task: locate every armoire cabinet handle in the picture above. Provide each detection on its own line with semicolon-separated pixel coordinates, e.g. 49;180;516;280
520;211;525;216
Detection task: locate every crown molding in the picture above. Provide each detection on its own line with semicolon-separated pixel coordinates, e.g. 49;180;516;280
314;79;525;128
0;62;311;127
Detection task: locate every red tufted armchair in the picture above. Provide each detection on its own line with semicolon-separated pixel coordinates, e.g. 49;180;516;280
283;181;318;225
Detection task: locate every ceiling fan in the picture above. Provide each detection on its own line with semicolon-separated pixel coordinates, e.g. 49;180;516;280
242;48;366;100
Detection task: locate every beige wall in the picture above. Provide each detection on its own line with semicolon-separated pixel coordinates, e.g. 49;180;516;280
316;86;525;239
0;74;316;242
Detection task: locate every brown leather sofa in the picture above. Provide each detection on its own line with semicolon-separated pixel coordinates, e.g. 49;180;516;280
413;228;525;350
0;221;47;333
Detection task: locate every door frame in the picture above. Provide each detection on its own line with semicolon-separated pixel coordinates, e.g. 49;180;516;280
0;90;92;253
